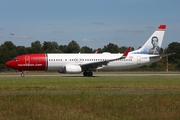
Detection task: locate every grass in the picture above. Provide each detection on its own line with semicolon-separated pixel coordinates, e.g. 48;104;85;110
0;76;180;91
1;93;180;120
0;75;180;119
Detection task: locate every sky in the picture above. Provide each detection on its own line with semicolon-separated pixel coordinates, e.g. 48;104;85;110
0;0;180;50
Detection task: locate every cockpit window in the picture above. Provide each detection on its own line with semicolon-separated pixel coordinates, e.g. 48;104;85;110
13;58;19;61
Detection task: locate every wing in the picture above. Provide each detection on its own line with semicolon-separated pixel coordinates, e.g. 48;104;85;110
80;47;131;70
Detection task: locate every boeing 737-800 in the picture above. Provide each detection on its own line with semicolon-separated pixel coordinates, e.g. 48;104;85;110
6;24;167;77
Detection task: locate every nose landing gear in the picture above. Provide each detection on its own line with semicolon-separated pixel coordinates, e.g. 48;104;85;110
21;71;25;77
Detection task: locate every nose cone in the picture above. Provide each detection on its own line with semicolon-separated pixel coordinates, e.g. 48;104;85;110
6;61;12;68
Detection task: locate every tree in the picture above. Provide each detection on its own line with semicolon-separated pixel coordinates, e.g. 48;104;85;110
66;40;80;53
81;46;93;53
175;62;180;70
31;40;43;53
102;43;119;53
0;63;6;71
0;41;18;62
4;41;16;50
119;46;128;53
59;45;68;53
16;46;29;55
164;42;180;63
43;41;61;53
0;41;18;70
42;41;52;52
50;41;61;53
0;44;10;64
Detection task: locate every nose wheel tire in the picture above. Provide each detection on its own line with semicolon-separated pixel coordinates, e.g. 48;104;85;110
21;71;25;77
83;71;93;77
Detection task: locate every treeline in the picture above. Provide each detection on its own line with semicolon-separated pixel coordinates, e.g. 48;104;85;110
0;40;180;71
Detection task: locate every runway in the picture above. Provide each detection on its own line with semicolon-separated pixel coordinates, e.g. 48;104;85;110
0;73;180;77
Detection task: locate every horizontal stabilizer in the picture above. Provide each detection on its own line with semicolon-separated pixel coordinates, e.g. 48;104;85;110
149;53;175;59
160;53;176;57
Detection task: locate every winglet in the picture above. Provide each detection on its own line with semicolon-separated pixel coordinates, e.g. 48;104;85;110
118;46;131;60
106;46;131;62
123;46;131;57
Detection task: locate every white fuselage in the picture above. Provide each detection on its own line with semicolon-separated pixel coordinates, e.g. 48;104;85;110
46;52;160;71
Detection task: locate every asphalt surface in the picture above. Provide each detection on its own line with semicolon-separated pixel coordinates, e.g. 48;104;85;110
0;73;180;77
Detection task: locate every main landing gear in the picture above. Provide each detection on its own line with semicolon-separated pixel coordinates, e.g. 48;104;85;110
83;71;93;77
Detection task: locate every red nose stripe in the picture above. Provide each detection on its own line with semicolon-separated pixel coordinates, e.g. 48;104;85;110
5;54;47;71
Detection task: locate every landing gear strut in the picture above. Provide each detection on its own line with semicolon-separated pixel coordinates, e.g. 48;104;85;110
21;71;25;77
83;71;93;77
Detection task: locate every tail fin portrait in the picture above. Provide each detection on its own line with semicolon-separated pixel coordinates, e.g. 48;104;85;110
132;24;166;55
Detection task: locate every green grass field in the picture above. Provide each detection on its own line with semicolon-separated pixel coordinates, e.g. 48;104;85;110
0;75;180;120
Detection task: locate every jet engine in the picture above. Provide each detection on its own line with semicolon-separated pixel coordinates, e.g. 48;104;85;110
59;64;82;73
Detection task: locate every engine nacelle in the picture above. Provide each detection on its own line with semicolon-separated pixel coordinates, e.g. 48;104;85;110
59;64;82;73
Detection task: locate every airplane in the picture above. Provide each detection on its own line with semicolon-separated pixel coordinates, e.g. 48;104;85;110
10;32;15;35
6;24;168;77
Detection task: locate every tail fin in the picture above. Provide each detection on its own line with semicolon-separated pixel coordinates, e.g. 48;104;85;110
131;24;166;55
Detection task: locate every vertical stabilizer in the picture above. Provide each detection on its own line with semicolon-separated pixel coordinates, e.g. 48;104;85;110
131;24;166;55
